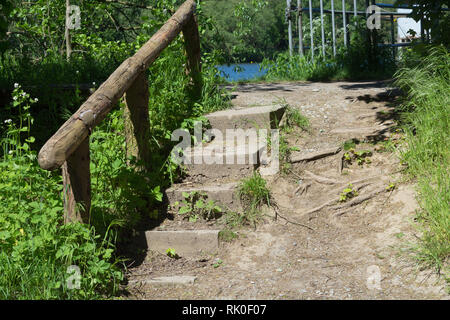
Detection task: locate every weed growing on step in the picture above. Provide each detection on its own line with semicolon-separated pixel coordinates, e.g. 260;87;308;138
234;172;271;227
176;191;223;222
218;229;238;242
284;105;310;132
273;100;310;174
166;248;179;259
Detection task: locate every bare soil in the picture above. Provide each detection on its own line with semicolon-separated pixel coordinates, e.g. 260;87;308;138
123;81;449;300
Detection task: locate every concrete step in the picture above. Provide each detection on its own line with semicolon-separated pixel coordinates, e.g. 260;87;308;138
205;104;286;132
182;141;263;181
165;182;241;212
145;230;220;257
128;275;197;287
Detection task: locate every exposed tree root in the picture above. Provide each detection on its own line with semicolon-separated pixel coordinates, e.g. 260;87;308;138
292;182;311;196
356;113;376;120
290;147;341;163
273;204;315;231
302;182;375;216
303;198;338;216
338;150;344;174
334;187;387;216
303;170;340;185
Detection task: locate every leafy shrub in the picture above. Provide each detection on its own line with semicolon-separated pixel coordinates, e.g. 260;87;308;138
0;86;123;299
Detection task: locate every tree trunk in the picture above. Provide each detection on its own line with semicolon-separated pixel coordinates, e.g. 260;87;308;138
65;0;72;61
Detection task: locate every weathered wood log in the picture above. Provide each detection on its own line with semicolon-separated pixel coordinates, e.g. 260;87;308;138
62;137;91;224
182;13;202;101
38;0;197;171
124;72;151;171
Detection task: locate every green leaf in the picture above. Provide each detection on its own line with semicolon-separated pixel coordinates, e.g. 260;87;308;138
181;192;190;199
178;206;191;215
0;231;11;240
195;199;205;209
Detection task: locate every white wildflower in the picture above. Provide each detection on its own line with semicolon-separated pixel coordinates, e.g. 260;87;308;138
34;98;38;102
14;83;19;89
4;119;12;124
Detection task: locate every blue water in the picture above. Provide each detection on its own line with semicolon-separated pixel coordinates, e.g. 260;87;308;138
216;63;268;82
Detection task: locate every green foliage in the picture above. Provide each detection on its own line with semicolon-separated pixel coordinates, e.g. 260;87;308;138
343;148;373;166
235;172;270;227
396;0;450;47
89;108;163;236
218;229;238;242
0;87;123;299
386;182;396;192
262;15;396;81
339;184;358;202
343;139;358;151
166;247;179;259
176;191;223;222
284;104;310;132
212;258;223;268
394;46;450;278
201;0;287;63
274;101;309;173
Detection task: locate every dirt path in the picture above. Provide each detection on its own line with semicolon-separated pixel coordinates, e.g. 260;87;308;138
124;81;449;300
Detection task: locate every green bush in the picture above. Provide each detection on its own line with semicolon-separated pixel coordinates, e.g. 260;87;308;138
0;86;123;299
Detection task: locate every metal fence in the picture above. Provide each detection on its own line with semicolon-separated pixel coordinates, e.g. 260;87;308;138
286;0;446;60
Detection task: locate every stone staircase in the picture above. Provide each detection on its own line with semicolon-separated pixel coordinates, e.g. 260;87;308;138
143;104;286;261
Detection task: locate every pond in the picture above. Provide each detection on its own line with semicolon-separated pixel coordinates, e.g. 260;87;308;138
216;63;268;82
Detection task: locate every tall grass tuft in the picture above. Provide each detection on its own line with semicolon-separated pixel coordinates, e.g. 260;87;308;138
394;46;449;280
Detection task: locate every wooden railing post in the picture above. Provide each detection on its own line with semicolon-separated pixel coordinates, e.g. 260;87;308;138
182;14;203;101
62;137;91;224
123;72;151;171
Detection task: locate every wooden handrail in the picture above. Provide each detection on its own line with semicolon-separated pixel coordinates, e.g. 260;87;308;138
38;0;202;223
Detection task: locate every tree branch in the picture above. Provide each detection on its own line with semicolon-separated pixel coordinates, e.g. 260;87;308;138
94;0;154;10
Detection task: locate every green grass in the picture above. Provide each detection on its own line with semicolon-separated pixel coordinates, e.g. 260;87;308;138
394;45;449;281
283;104;310;132
227;172;271;228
